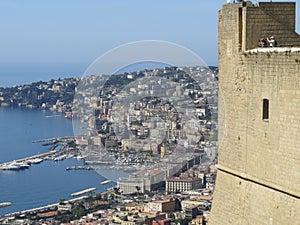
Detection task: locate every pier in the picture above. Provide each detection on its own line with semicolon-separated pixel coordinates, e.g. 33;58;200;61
0;135;78;171
71;188;97;197
66;165;92;171
0;151;57;170
0;202;12;208
32;136;74;143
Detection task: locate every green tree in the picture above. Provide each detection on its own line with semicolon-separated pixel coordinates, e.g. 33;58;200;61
110;193;115;200
114;187;121;195
135;186;141;194
174;198;182;211
59;198;65;205
71;204;85;219
95;193;102;200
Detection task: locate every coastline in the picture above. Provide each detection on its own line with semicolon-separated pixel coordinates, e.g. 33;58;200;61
0;186;115;218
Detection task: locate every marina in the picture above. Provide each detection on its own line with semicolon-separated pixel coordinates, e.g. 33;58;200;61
0;151;57;171
0;135;79;171
0;107;107;216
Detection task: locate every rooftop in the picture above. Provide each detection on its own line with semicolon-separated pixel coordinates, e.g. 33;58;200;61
245;47;300;54
167;176;201;182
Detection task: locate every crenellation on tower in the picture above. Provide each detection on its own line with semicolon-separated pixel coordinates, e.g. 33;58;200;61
219;2;300;52
211;1;300;224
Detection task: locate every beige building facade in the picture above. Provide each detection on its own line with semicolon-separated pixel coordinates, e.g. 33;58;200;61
211;2;300;225
117;177;145;195
166;177;202;193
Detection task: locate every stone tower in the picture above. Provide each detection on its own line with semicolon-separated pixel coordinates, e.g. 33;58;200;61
210;2;300;225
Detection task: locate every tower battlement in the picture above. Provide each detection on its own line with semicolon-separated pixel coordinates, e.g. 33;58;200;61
219;1;300;53
211;2;300;225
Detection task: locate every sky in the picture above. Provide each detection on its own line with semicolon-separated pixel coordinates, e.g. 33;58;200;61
0;0;299;87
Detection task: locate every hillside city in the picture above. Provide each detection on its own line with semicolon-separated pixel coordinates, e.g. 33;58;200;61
0;66;219;225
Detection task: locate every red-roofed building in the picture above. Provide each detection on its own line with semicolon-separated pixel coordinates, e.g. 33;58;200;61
152;218;171;225
148;199;175;213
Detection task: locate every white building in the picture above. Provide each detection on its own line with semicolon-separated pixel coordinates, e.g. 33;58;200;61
117;177;145;195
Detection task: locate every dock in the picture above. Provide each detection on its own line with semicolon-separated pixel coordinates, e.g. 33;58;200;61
100;180;112;185
32;136;74;143
0;151;57;170
0;202;12;208
66;166;92;171
71;188;96;197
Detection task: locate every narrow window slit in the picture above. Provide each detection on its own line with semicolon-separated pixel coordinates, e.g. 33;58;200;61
263;99;269;120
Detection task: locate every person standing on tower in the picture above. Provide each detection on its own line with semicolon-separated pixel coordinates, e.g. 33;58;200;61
267;36;277;47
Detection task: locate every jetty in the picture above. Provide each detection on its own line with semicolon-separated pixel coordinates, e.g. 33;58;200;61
32;136;74;143
66;166;92;171
100;180;112;185
71;188;96;197
0;151;57;171
0;202;12;208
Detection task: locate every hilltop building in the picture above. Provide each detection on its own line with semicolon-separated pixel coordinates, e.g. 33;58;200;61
211;1;300;224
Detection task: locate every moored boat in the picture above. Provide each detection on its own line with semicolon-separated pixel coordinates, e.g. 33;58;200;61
0;164;20;170
12;162;31;169
26;158;43;164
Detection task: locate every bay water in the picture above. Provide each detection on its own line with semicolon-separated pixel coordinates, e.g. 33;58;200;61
0;107;115;216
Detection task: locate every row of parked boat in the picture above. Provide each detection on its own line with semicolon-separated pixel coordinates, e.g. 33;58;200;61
0;158;43;171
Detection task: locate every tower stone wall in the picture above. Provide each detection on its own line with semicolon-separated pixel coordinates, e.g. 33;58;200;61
211;2;300;225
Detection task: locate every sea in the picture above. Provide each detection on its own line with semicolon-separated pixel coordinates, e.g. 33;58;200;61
0;62;87;88
0;107;118;216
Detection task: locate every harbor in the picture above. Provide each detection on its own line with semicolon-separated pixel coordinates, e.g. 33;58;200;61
0;107;107;217
0;151;57;171
0;136;79;171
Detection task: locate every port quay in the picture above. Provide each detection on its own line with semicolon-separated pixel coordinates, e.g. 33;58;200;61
0;135;114;218
0;136;76;171
0;150;57;170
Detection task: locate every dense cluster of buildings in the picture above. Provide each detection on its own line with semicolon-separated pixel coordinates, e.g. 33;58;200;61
74;65;218;178
71;67;219;217
1;162;216;225
0;66;219;224
0;77;79;113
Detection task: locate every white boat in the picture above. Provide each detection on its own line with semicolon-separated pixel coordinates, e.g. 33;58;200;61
0;202;12;208
27;158;43;164
75;155;86;160
54;155;66;161
12;162;30;169
0;164;20;170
